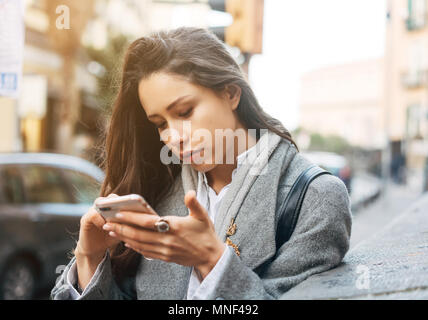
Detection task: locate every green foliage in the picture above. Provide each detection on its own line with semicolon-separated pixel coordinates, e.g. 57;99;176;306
308;132;352;155
85;34;131;112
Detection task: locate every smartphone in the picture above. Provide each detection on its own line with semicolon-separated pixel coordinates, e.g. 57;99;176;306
95;194;158;222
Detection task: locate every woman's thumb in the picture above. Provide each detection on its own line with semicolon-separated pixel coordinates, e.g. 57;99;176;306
184;190;208;221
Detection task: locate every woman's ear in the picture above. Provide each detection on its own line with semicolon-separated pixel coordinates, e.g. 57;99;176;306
223;84;242;111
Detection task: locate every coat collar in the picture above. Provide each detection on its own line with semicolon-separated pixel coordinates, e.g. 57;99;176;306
181;130;279;232
138;130;298;298
179;130;296;269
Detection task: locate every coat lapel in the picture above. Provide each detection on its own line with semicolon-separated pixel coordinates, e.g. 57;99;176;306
181;130;296;270
136;130;298;299
228;140;297;270
212;130;282;241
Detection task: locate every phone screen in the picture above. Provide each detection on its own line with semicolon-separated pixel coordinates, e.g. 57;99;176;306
95;194;157;221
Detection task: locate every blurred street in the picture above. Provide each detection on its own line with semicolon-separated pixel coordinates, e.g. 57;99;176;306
350;178;423;250
350;171;382;212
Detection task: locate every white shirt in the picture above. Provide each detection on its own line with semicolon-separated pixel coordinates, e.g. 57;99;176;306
66;142;258;299
186;143;257;299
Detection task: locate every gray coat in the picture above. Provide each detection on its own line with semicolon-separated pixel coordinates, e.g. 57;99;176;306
51;130;352;300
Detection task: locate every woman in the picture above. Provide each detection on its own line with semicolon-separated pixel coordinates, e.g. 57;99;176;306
51;27;352;300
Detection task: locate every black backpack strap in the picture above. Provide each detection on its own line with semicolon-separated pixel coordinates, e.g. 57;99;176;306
275;165;331;250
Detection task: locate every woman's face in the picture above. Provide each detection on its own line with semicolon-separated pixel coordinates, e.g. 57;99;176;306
138;72;244;173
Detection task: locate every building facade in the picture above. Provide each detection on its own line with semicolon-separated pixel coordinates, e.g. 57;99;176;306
385;0;428;190
0;0;252;160
299;58;385;150
0;0;99;155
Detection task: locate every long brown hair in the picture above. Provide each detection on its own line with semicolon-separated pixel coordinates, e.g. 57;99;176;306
99;27;298;280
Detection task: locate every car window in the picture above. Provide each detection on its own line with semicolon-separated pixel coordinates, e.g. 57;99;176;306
20;165;73;204
0;166;25;204
63;169;100;204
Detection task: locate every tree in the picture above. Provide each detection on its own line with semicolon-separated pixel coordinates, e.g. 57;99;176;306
308;133;352;155
85;34;131;113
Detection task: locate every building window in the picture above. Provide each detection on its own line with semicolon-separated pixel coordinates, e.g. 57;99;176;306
0;166;25;204
406;104;424;140
406;0;427;30
402;40;427;88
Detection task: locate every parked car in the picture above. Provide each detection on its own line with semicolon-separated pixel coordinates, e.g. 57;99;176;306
301;151;352;193
0;153;104;300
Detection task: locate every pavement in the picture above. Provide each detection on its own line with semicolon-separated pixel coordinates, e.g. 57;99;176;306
349;180;421;249
280;192;428;300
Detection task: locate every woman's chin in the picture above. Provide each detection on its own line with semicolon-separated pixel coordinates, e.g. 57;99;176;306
189;162;216;173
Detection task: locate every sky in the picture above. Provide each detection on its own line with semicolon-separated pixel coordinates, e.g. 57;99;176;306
249;0;387;131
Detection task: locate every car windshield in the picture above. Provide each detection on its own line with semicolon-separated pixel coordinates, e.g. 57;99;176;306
62;169;100;204
20;165;73;203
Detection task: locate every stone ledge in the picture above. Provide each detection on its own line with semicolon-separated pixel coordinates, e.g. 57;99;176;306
280;194;428;300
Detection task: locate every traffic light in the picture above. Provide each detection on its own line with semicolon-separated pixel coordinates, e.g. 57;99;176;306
208;0;264;54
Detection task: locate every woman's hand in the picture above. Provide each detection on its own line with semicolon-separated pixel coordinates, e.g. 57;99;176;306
74;194;123;290
102;190;226;281
75;194;122;259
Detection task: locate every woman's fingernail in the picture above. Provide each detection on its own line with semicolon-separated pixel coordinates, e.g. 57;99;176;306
109;231;116;237
103;224;111;231
115;213;123;218
124;243;131;248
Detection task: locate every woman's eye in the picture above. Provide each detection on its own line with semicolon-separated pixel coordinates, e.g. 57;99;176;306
178;108;193;117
